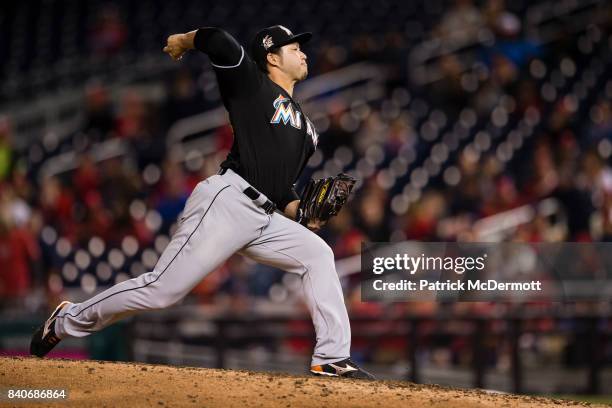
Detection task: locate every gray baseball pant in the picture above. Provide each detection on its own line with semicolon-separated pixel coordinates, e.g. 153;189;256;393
55;169;351;366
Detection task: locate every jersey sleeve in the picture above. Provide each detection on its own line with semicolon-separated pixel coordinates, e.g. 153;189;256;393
194;27;262;100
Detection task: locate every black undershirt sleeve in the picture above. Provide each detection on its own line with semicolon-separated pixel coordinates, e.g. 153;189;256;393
193;27;262;100
279;187;300;213
193;27;242;67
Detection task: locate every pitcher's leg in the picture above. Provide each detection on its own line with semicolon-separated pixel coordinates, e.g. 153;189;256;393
55;178;257;338
240;214;351;366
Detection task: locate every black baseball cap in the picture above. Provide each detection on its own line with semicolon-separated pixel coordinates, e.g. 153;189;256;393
249;25;312;71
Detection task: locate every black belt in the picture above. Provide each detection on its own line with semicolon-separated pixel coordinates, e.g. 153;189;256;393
243;186;276;214
218;167;276;215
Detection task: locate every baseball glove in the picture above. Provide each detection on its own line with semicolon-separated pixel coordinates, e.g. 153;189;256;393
297;173;357;226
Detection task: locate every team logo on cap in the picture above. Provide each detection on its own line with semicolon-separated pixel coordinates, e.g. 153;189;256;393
262;35;274;50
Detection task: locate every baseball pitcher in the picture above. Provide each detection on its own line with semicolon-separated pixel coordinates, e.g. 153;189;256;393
30;25;374;380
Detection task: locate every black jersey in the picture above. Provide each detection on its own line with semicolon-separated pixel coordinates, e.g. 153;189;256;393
193;28;319;211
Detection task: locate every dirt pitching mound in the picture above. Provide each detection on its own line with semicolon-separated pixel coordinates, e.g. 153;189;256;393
0;357;602;407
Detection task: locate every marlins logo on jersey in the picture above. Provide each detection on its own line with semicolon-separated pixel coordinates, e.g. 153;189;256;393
270;94;319;148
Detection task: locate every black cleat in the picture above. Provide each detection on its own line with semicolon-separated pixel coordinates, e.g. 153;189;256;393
30;301;71;357
310;358;376;380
